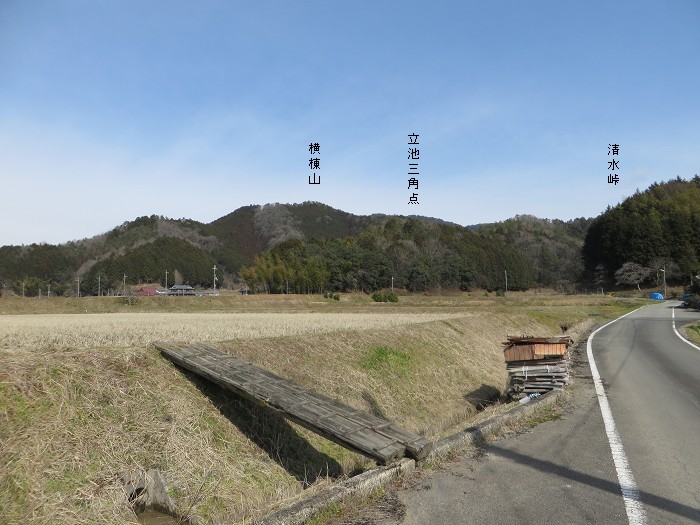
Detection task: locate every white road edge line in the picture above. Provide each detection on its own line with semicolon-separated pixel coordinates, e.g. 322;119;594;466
671;305;700;352
587;307;647;525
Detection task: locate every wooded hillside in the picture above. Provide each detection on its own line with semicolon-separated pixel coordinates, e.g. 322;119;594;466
582;176;700;287
4;181;698;297
1;202;539;295
474;215;592;291
80;237;218;295
239;217;536;293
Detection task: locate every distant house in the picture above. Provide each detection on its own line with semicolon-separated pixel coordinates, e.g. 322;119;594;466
136;286;158;296
168;284;195;296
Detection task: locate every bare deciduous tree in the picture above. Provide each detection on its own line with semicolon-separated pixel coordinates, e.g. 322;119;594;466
614;262;651;290
253;204;305;249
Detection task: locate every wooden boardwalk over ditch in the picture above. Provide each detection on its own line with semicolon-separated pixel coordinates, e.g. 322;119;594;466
155;342;432;465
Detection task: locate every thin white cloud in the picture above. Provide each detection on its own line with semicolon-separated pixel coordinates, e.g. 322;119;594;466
2;94;699;246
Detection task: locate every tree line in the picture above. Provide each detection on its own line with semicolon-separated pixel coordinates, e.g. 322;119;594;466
0;244;78;296
583;176;700;287
475;214;592;292
10;180;699;299
80;237;218;295
239;218;536;293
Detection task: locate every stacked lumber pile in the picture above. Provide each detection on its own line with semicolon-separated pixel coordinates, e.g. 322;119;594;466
502;336;573;400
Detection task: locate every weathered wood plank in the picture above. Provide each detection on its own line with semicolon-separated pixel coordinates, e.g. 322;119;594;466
155;342;432;464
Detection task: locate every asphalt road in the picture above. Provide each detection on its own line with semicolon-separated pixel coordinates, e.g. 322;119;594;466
343;302;700;525
593;302;700;524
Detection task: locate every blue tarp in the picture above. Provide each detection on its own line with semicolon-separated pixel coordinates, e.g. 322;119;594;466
649;292;664;300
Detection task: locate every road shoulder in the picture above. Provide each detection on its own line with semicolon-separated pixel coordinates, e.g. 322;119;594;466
325;339;628;525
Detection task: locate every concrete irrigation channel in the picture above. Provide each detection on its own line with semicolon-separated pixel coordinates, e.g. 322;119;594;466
256;390;564;525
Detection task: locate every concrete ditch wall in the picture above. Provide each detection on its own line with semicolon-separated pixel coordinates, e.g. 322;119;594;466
258;390;564;525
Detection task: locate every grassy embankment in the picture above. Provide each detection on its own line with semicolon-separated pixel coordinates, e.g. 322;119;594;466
0;292;644;524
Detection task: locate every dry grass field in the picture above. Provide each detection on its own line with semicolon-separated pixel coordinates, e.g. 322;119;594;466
0;292;644;524
0;312;464;350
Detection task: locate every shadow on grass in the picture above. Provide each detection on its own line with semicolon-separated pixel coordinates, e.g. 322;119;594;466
178;367;343;487
464;384;501;411
361;390;388;420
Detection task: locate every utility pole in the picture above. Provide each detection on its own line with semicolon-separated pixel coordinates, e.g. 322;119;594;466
213;265;218;292
76;277;80;297
660;266;667;298
391;276;394;292
123;274;127;296
47;284;51;297
22;281;25;297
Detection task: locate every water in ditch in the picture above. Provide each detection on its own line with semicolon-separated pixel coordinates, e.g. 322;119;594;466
136;508;179;525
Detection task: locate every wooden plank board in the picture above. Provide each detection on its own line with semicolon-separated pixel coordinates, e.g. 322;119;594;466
155;342;432;464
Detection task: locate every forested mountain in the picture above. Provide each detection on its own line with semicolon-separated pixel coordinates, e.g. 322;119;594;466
474;215;593;291
208;202;381;273
239;217;536;293
6;179;697;298
0;215;221;295
80;237;219;295
582;176;700;287
0;202;537;295
0;243;80;296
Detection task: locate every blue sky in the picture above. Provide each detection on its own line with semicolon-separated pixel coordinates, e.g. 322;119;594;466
1;1;699;245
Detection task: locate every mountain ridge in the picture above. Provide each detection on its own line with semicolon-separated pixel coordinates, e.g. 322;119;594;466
4;179;698;296
1;201;546;294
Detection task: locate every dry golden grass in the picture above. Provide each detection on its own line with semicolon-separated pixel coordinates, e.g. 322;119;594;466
0;288;645;316
0;293;644;524
0;345;315;524
215;311;550;437
0;312;463;350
